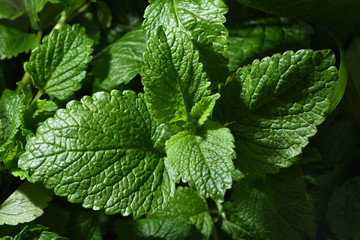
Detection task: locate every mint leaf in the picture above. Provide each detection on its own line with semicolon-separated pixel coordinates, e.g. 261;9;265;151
165;121;235;201
92;28;146;90
228;17;313;72
5;224;68;240
223;167;316;240
327;177;360;240
190;94;220;126
0;20;37;60
0;182;52;225
19;90;175;218
143;0;229;86
24;24;94;100
142;26;211;124
0;0;23;20
219;49;337;174
0;90;25;163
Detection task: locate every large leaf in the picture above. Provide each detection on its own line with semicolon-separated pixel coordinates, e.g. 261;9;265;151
165;121;235;201
92;28;146;90
18;90;175;218
0;0;23;20
0;90;25;163
218;49;337;174
143;0;229;86
0;20;37;60
236;0;360;24
142;26;212;124
0;182;52;225
24;24;94;100
228;17;313;72
223;167;316;240
327;177;360;240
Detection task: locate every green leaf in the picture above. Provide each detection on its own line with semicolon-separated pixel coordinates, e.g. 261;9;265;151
190;93;220;126
0;20;37;60
0;182;52;225
223;167;316;240
142;26;211;124
5;224;68;240
228;17;313;72
24;99;58;134
92;28;146;90
24;24;94;100
143;0;229;86
165;121;235;201
327;177;360;240
0;89;25;163
219;49;338;174
19;90;175;218
0;0;23;20
236;0;360;24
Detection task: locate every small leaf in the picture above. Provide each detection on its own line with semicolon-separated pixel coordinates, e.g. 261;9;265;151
327;177;360;240
223;167;316;240
0;182;53;225
24;24;94;100
92;28;146;90
165;121;235;201
19;90;175;218
190;93;220;126
5;224;68;240
142;26;211;124
0;20;37;60
219;49;338;174
143;0;229;86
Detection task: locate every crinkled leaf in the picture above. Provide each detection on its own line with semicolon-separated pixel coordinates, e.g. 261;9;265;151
223;167;316;240
143;0;229;86
236;0;360;24
0;90;25;162
24;99;58;134
142;26;211;124
0;20;37;60
327;177;360;240
165;121;235;201
0;182;52;225
24;24;94;100
92;28;146;90
190;93;220;126
19;90;175;218
218;49;337;174
228;17;313;72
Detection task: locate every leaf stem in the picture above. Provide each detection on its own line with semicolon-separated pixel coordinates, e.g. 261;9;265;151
31;90;43;105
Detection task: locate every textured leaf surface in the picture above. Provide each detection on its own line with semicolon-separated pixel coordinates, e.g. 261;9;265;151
143;0;229;86
0;90;25;162
142;26;211;124
92;28;146;89
236;0;360;24
0;21;37;60
165;121;235;201
228;17;313;72
0;182;52;225
19;90;175;217
223;167;316;240
327;177;360;240
24;24;93;100
219;49;337;174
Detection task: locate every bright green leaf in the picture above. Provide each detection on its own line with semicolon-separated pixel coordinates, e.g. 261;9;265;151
165;121;235;201
142;26;211;124
0;20;37;60
19;90;175;218
228;17;313;72
24;24;94;100
190;93;220;126
143;0;229;86
223;167;316;240
92;28;146;90
219;49;338;174
327;177;360;240
0;182;52;225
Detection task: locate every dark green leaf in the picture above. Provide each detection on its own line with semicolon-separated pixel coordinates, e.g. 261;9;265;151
223;167;316;240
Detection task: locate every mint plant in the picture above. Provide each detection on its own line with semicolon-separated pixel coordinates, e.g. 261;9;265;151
1;0;360;239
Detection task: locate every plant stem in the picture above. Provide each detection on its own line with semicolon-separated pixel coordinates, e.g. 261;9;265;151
31;90;43;105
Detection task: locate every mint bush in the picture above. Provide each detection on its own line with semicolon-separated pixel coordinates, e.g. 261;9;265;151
1;0;360;239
